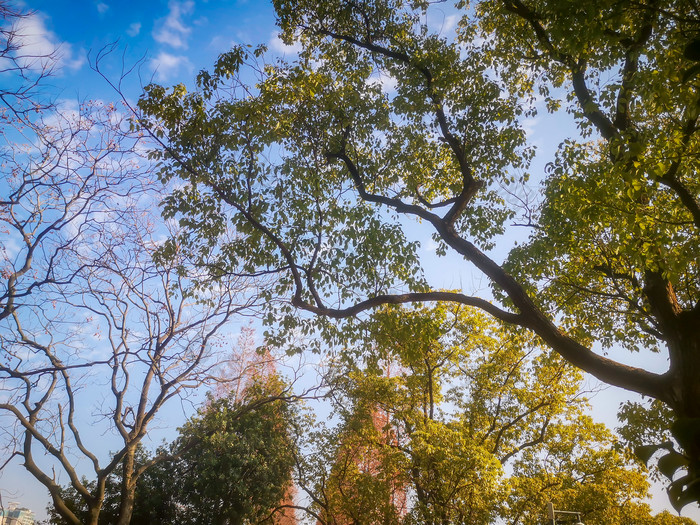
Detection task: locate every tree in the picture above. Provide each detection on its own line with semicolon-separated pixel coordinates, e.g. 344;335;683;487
136;0;700;509
1;5;285;522
295;305;695;524
43;447;169;525
171;375;298;525
46;374;299;525
300;406;408;525
0;0;57;115
0;99;264;524
0;102;120;331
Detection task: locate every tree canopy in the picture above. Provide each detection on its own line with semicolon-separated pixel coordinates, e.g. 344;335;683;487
292;305;695;524
137;0;700;510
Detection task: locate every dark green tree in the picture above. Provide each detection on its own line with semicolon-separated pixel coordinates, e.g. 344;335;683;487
171;376;298;525
46;375;298;525
45;447;179;525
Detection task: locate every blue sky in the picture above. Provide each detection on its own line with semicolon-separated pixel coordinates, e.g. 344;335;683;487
2;1;290;519
3;0;700;522
11;0;292;101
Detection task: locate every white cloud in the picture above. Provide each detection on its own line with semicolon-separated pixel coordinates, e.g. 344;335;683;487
425;5;461;37
442;14;459;34
0;237;22;264
12;12;85;72
127;22;141;37
376;72;397;94
149;51;191;81
367;69;397;94
268;31;302;55
153;0;195;49
521;115;540;142
96;2;109;15
208;34;236;50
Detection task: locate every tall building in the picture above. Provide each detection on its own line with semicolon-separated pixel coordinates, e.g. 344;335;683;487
0;502;35;525
212;328;299;524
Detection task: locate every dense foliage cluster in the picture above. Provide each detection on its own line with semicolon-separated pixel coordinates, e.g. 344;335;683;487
296;306;692;524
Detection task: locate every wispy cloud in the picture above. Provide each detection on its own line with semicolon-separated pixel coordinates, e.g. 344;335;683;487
425;6;460;37
149;51;191;81
376;71;397;94
12;12;84;72
127;22;141;37
96;2;109;15
153;0;195;49
268;31;302;55
208;34;239;52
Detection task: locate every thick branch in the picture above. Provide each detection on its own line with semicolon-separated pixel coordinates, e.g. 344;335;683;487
314;25;480;221
293;290;522;325
502;0;619;141
658;115;700;229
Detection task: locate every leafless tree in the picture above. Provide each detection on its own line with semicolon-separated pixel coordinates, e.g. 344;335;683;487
0;100;142;325
0;100;268;524
0;1;58;116
0;5;275;522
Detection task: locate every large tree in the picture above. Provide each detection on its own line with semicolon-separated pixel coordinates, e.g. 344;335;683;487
137;0;700;509
0;99;264;524
294;305;693;525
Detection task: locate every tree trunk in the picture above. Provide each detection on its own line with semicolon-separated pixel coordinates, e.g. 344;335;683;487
116;449;137;525
667;318;700;487
85;506;101;525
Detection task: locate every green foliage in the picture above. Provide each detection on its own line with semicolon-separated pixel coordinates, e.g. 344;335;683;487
46;376;297;525
171;377;298;525
138;0;530;325
299;305;677;524
618;399;676;478
137;0;700;510
618;401;700;511
619;400;676;447
44;447;173;525
483;0;700;352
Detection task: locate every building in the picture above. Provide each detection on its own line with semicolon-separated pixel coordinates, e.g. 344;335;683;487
0;503;35;525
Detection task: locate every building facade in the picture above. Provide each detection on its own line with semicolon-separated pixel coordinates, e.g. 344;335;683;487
0;503;35;525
